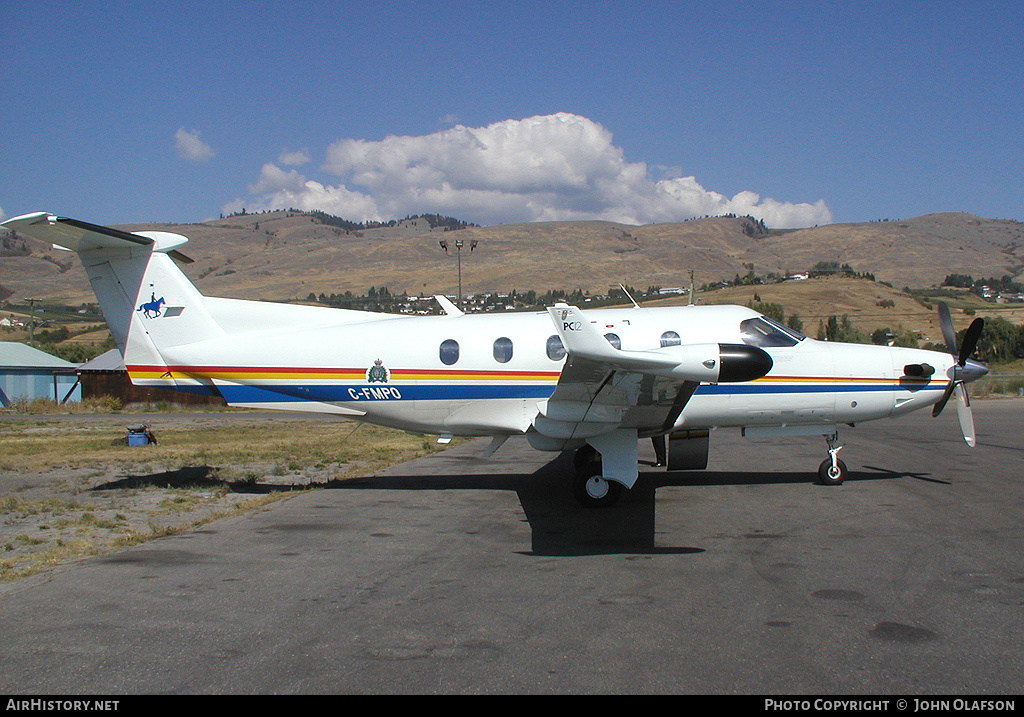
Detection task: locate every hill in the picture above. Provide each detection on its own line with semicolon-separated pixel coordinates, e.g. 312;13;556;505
6;210;1024;362
3;210;1023;315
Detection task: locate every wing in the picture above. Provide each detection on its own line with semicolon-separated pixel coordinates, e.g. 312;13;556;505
534;304;772;442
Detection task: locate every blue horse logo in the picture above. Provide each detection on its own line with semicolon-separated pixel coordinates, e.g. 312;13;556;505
137;293;166;318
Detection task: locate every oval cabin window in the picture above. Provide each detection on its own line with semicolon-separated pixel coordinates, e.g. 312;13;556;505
546;335;566;361
493;337;513;363
439;339;460;365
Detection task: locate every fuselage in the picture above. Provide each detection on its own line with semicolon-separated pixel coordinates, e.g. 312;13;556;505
130;301;958;443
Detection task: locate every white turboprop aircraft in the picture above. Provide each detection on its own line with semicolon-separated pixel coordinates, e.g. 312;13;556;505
3;212;989;507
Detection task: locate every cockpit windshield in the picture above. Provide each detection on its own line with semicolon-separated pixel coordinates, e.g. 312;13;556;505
740;316;806;348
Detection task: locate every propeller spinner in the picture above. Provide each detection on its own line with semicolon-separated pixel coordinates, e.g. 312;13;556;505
932;302;987;446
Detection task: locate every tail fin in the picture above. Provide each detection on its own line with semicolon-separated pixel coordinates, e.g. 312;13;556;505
2;212;225;376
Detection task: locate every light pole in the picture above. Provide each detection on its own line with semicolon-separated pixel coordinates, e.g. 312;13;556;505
26;297;37;346
439;238;478;310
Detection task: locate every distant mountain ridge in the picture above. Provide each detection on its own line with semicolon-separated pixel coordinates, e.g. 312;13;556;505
3;210;1023;305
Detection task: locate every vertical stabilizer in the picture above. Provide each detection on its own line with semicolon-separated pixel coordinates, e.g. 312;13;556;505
1;213;225;375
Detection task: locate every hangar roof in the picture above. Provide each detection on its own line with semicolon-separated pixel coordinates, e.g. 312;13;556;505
0;342;79;370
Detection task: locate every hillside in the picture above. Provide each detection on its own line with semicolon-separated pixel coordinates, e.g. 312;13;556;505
3;210;1023;309
651;276;1024;348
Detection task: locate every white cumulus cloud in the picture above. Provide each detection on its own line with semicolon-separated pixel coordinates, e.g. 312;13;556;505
174;128;216;163
278;148;311;166
227;113;831;228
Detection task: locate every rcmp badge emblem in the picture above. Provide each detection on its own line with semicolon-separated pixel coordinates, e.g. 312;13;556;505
366;359;389;383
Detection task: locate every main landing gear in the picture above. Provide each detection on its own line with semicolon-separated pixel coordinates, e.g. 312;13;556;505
816;432;848;485
572;431;849;506
572;445;624;508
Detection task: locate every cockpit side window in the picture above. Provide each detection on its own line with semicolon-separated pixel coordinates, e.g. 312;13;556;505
740;316;805;348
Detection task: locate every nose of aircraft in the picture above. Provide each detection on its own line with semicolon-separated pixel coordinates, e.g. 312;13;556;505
961;358;989;383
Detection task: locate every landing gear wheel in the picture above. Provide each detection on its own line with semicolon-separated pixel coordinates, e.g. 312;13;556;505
572;446;623;508
816;458;848;486
573;474;624;508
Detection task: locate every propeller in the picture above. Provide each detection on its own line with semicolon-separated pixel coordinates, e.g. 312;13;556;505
932;302;986;446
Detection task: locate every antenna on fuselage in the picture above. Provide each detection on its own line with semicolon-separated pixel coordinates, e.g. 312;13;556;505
434;294;464;317
619;283;640;309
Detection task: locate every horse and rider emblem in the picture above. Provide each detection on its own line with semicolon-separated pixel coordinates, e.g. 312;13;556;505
137;292;166;318
366;358;389;383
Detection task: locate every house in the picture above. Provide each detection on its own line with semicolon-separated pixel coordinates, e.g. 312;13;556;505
0;342;81;406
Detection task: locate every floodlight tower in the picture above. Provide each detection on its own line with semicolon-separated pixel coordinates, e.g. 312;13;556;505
439;237;479;310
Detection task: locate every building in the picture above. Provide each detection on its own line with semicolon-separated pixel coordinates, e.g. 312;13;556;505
77;349;225;406
0;342;81;407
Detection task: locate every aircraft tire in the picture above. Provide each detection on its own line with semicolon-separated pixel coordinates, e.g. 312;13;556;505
571;446;623;508
573;474;624;508
816;458;848;486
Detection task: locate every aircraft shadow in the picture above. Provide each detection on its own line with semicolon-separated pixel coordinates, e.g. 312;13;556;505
650;467;907;487
91;465;310;493
89;457;922;557
329;453;700;557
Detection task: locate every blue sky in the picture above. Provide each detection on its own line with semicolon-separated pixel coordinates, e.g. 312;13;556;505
2;1;1021;228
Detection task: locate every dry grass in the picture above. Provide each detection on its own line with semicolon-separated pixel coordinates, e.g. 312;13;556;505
0;411;455;582
648;276;1024;342
0;415;441;474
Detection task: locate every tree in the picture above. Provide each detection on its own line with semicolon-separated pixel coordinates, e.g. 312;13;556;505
972;316;1024;364
747;300;785;323
819;314;868;343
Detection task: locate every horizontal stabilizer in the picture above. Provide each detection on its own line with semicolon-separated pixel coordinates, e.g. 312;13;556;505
2;212;193;263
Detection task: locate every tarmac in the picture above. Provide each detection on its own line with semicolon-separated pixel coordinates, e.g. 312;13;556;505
0;400;1022;695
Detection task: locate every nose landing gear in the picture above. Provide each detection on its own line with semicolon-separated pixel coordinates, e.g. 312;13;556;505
816;432;848;485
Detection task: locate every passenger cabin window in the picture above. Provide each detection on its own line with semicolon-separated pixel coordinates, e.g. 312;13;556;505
740;316;805;348
604;333;621;349
660;331;681;347
493;336;513;363
440;339;460;365
546;335;566;361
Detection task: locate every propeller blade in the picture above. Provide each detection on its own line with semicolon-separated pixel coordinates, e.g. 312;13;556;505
932;304;985;444
954;382;976;447
932;381;955;417
958;318;984;366
937;302;957;355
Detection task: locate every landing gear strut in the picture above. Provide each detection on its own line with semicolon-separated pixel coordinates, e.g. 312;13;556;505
572;445;624;508
816;432;848;485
